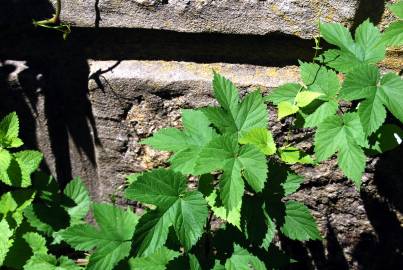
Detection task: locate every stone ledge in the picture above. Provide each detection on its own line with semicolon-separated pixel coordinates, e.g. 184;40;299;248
53;0;359;38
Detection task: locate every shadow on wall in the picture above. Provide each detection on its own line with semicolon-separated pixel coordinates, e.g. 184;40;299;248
0;0;99;189
1;0;402;269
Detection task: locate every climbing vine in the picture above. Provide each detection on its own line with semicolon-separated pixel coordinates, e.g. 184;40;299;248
0;1;402;270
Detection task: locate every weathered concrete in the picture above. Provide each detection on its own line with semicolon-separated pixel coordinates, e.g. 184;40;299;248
52;0;359;38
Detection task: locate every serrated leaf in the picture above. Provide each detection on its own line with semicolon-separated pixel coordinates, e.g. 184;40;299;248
0;149;14;186
224;244;266;270
203;73;267;136
277;102;299;120
282;173;304;196
368;124;403;154
0;112;20;148
125;169;208;256
320;20;385;72
63;177;90;225
213;261;226;270
195;134;267;210
206;190;241;229
126;173;143;185
0;219;13;266
382;21;403;46
302;100;339;128
314;113;367;187
295;92;323;108
378;73;403;123
23;254;81;270
23;232;48;255
280;201;321;241
389;1;403;18
129;247;180;270
0;190;35;226
14;150;43;187
264;83;301;105
299;62;340;99
239;128;276;155
341;65;403;135
142;110;217;175
279;147;314;165
59;204;138;270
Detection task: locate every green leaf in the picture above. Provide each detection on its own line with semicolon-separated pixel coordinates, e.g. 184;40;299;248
277;102;299;120
302;100;339;128
320;22;355;52
382;21;403;46
280;201;322;241
24;254;81;270
206;190;241;229
224;244;266;270
203;73;268;136
14;150;43;187
299;62;340;99
320;20;385;72
279;147;314;165
126;173;143;185
142;110;217;175
389;1;403;18
368;124;403;154
341;65;403;135
63;177;90;225
195;134;267;210
295;91;323;108
0;112;20;148
59;204;139;270
189;254;202;270
213;261;226;270
0;219;13;266
282;173;304;196
23;232;48;255
0;190;35;226
239;128;276;155
264;83;300;105
213;71;240;112
125;169;208;256
378;73;403;123
129;247;180;270
314;113;367;187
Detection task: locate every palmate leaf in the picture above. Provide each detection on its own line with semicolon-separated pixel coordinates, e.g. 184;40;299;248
340;65;403;136
141;109;217;175
194;134;267;210
381;21;403;46
125;169;208;256
203;73;267;137
280;201;322;241
224;244;266;270
59;204;138;270
129;246;180;270
320;20;385;72
0;189;35;227
314;113;367;187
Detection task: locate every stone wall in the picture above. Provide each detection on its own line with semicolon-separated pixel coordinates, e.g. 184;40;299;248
0;0;402;269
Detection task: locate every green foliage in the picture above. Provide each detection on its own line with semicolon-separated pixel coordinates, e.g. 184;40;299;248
382;1;403;46
3;10;402;270
125;169;208;256
59;204;138;270
267;17;403;189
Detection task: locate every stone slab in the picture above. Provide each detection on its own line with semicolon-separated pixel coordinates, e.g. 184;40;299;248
52;0;360;38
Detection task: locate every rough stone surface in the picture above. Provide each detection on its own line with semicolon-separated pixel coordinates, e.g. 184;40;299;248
1;0;402;269
52;0;360;38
